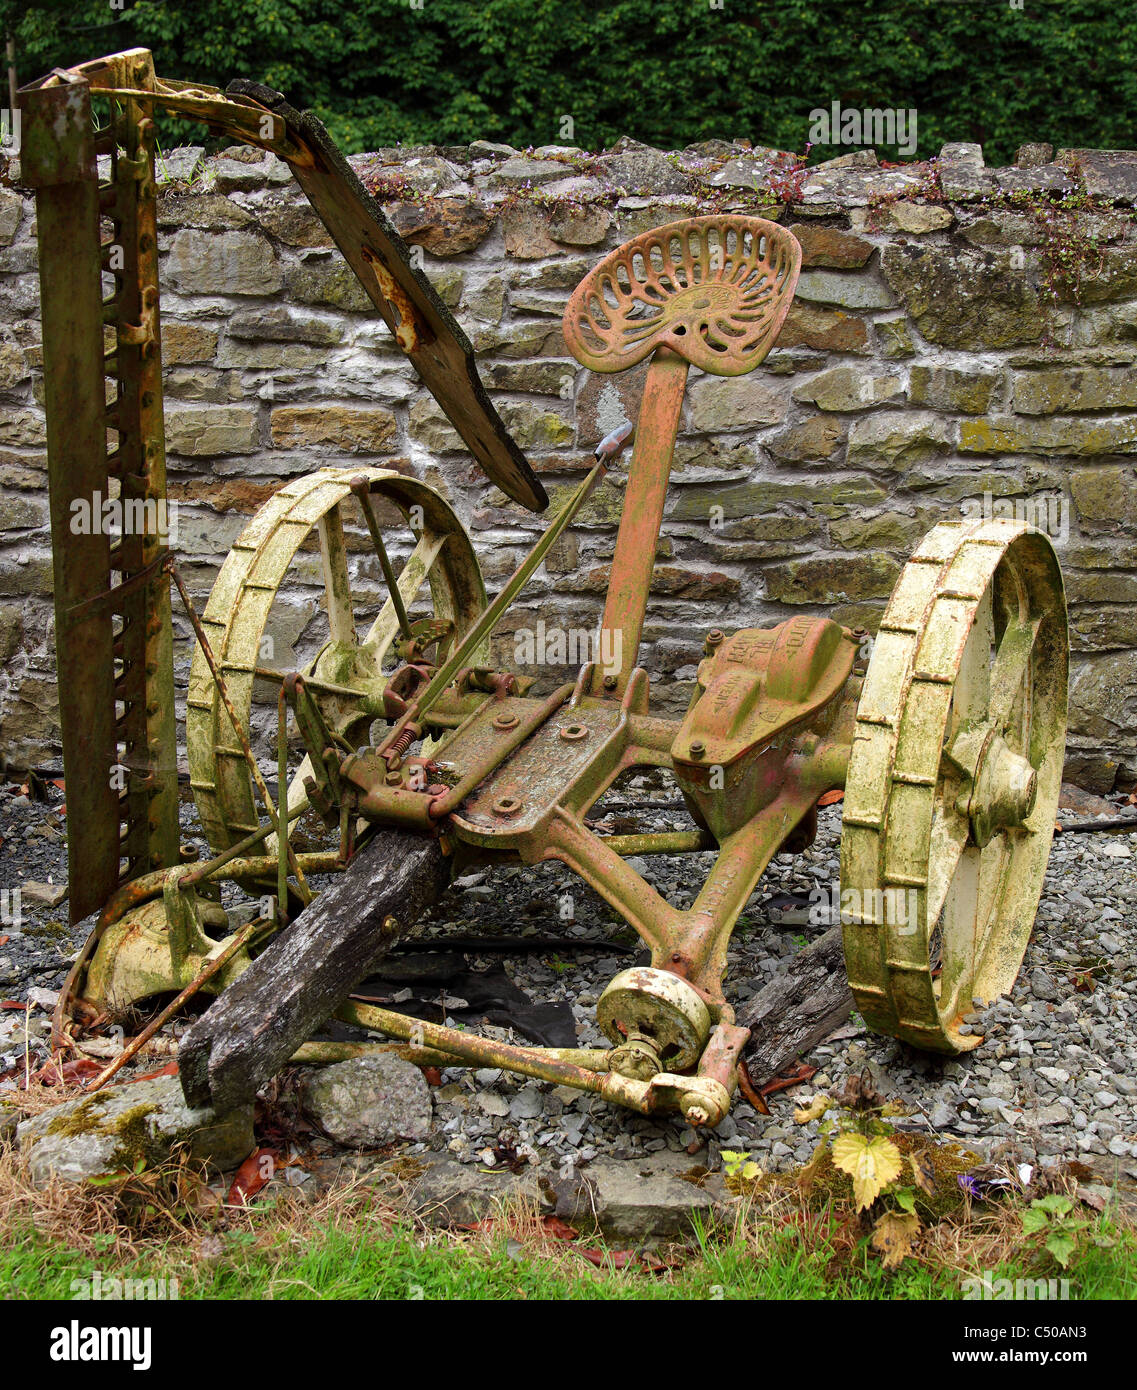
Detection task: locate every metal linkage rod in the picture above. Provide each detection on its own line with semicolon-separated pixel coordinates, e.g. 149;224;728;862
349;475;413;642
375;458;609;760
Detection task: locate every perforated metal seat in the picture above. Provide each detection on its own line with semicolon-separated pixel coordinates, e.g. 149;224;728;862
562;215;802;377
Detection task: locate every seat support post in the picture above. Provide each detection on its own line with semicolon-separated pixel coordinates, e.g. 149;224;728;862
590;347;689;700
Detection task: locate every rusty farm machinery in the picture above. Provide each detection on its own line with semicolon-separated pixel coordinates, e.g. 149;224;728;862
20;50;1068;1128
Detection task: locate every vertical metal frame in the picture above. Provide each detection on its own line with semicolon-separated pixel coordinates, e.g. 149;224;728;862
20;54;179;920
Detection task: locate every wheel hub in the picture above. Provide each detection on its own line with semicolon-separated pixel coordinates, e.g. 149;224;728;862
596;966;711;1076
963;733;1038;846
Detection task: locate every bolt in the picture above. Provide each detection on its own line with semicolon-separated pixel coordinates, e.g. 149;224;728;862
685;1105;710;1127
706;628;724;648
384;769;403;787
492;712;520;731
602;674;618;690
689;740;705;759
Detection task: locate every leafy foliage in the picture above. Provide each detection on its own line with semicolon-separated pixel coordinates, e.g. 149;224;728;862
831;1132;904;1211
870;1208;920;1269
720;1150;761;1182
794;1069;930;1267
3;0;1136;161
1022;1193;1097;1269
793;1093;830;1125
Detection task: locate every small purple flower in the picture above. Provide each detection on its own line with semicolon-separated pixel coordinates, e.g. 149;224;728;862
958;1173;981;1199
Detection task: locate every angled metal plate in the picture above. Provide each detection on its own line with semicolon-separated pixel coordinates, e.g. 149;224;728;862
228;80;547;515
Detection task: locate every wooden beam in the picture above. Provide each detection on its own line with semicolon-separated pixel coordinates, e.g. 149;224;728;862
736;927;853;1083
179;830;449;1113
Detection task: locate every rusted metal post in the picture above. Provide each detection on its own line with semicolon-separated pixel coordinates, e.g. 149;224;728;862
372;460;607;761
350;475;413;641
20;74;121;923
590;350;689;700
105;51;180;880
337;1000;638;1101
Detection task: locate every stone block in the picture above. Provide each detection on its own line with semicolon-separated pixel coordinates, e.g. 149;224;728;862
270;406;397;454
687;375;788;430
165;229;281;295
792;365;904;411
165;406;259;456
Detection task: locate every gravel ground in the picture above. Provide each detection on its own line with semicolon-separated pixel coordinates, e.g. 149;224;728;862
2;774;1136;1184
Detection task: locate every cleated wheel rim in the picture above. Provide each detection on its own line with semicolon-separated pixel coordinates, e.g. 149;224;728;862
188;467;486;855
839;518;1068;1054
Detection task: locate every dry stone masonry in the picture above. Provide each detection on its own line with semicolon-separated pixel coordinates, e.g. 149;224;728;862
1;136;1135;790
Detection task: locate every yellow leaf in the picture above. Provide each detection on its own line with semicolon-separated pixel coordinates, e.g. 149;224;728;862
908;1151;936;1195
794;1094;830;1125
831;1132;903;1210
796;1137;829;1194
871;1210;920;1269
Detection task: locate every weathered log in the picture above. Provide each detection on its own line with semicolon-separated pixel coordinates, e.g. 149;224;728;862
737;926;853;1083
179;829;449;1113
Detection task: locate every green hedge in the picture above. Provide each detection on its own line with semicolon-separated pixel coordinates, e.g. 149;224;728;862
4;0;1135;164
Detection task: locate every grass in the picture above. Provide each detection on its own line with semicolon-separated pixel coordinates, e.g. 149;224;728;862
6;1207;1135;1301
3;1145;1135;1301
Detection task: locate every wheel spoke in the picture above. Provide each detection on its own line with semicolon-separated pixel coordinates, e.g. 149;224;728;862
939;834;1007;1018
951;586;994;731
925;794;970;939
988;615;1040;733
317;504;357;648
265;757;313;858
361;530;449;665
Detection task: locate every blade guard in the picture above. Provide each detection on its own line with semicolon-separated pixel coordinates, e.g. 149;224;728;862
227;78;547;514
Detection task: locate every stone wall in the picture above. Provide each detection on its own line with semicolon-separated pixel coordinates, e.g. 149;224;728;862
1;136;1135;790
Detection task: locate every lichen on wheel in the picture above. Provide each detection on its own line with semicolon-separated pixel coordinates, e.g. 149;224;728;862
840;517;1068;1053
187;467;486;857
